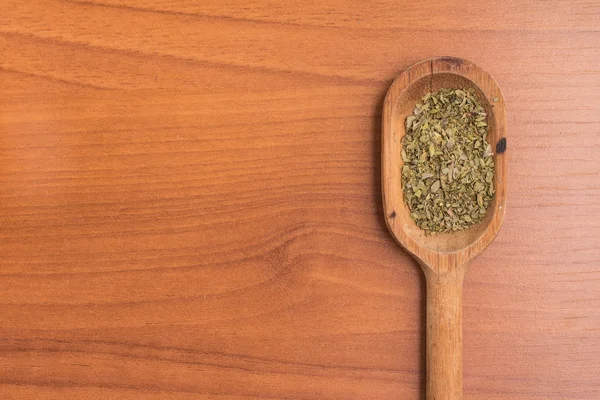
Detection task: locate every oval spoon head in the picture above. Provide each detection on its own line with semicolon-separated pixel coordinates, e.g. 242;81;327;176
382;57;507;273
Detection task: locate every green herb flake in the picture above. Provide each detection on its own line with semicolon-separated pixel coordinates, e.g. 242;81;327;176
401;88;495;233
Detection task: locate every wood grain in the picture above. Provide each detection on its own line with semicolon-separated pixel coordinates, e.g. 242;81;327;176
1;1;599;399
382;57;508;400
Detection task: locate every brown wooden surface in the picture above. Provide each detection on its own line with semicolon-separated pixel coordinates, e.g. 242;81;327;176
1;1;599;399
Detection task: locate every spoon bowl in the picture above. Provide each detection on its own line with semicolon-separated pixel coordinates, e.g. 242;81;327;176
382;57;507;400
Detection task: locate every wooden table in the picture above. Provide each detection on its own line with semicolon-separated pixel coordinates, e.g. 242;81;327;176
1;1;599;399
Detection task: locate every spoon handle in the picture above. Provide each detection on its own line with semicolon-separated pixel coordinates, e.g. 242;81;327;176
425;267;466;400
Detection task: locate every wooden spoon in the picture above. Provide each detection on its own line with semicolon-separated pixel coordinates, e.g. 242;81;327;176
381;57;507;400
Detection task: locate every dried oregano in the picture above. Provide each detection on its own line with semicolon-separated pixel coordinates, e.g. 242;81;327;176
401;88;495;233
